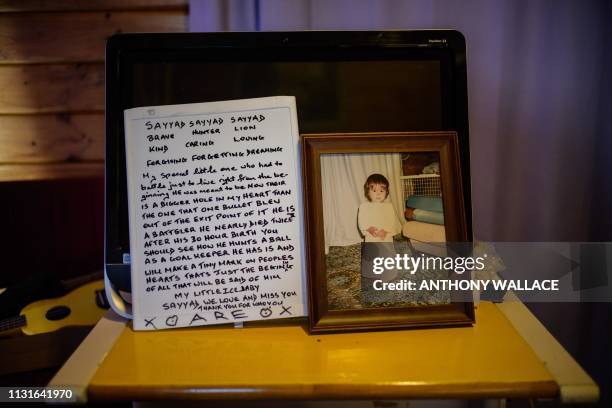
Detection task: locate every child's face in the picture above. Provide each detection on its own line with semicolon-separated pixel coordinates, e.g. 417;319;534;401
368;183;387;203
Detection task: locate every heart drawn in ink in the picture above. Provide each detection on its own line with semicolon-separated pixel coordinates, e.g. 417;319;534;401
166;315;178;326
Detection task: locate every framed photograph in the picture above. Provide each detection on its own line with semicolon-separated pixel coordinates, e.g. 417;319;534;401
301;132;474;333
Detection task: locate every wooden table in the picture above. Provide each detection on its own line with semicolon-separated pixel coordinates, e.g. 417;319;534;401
50;301;599;404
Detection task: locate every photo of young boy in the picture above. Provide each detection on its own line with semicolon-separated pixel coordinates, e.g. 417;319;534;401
358;173;401;282
321;152;450;310
358;174;401;244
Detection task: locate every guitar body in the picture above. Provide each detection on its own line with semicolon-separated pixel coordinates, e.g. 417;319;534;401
19;280;106;335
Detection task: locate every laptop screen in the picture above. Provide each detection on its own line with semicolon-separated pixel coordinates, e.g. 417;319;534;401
106;31;470;276
130;60;443;132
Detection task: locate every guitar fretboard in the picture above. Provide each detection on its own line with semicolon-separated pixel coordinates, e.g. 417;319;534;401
0;315;27;332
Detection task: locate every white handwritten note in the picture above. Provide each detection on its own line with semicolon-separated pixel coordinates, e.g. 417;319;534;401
124;97;306;330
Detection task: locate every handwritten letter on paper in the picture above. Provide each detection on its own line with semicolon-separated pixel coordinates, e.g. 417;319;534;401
124;97;305;330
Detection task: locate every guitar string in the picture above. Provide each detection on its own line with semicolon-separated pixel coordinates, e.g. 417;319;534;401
0;316;26;329
0;315;26;331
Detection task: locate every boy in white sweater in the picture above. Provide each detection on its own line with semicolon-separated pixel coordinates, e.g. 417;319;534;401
358;174;402;282
358;174;401;242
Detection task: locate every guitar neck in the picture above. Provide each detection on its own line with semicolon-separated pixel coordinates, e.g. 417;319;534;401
0;315;27;333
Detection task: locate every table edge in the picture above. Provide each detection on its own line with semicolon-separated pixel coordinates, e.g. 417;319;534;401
87;380;559;401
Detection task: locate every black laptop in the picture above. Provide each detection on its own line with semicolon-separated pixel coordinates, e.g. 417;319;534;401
104;30;471;315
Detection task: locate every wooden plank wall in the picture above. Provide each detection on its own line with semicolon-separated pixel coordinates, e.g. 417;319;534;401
0;0;188;181
0;1;188;285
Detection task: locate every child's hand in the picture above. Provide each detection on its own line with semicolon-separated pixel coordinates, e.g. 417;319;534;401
378;229;388;239
366;226;379;237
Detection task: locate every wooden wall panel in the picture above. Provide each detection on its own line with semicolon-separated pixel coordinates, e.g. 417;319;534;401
0;1;186;300
0;0;188;13
0;11;187;63
0;163;104;182
0;64;104;113
0;114;104;162
0;0;188;180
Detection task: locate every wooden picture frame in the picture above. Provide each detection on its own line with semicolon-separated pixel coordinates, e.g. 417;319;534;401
301;132;474;334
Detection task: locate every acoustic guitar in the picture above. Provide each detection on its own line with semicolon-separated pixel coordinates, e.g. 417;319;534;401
0;280;108;336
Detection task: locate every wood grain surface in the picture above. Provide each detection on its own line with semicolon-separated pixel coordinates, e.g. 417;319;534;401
0;113;104;162
0;11;187;64
0;0;187;13
0;64;104;113
0;0;187;179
